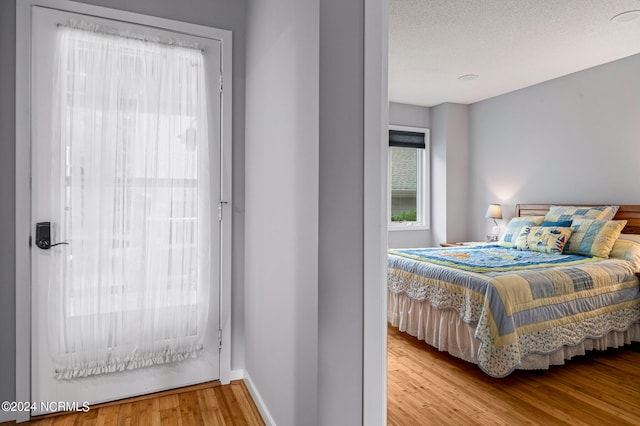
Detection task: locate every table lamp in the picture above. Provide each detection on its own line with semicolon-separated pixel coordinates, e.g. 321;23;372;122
485;204;502;242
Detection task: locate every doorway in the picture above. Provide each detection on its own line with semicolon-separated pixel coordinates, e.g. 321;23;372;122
16;0;232;418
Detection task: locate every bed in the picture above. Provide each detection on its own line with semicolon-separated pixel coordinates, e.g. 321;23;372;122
387;204;640;377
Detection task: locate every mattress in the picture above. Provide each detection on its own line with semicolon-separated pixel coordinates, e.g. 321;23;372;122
388;244;640;377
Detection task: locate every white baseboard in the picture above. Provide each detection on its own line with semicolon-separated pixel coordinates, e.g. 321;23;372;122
229;369;244;381
243;372;276;426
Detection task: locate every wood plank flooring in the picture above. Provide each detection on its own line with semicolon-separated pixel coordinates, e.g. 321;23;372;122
0;380;264;426
4;330;638;425
387;324;640;426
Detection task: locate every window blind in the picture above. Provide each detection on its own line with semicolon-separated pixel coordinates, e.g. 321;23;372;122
389;130;425;149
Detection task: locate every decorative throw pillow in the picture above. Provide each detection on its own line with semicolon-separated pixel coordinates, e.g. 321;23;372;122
564;219;627;258
515;226;573;254
609;238;640;272
543;205;619;223
499;216;545;248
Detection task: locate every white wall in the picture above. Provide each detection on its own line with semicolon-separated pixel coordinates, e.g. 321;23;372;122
388;102;432;248
244;0;319;424
469;53;640;240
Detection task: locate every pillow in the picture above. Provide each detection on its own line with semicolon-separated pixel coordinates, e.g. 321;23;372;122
618;233;640;244
544;205;619;222
540;220;572;227
515;226;573;254
609;237;640;272
499;216;544;248
564;219;627;258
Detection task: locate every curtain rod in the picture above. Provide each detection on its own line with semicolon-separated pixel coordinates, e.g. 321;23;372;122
57;22;204;52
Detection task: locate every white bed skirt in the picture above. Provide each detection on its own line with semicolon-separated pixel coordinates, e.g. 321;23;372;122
388;290;640;371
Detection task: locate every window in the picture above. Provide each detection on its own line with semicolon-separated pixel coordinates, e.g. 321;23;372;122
388;125;429;229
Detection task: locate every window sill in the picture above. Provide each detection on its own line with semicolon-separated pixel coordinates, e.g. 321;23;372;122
388;225;430;232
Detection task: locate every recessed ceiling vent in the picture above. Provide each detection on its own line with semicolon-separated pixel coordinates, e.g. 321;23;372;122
611;10;640;23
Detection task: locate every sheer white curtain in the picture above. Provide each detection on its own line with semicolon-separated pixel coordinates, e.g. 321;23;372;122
48;26;211;379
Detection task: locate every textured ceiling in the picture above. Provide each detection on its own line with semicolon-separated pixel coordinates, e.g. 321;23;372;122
389;0;640;107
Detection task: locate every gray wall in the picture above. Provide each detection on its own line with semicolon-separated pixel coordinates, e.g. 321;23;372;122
392;56;640;247
388;102;432;248
244;0;319;424
388;101;471;248
318;0;364;424
0;0;17;409
389;102;431;129
2;0;247;409
430;102;470;247
469;53;640;240
244;0;368;424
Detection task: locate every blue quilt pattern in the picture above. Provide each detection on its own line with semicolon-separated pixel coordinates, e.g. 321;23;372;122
388;244;597;273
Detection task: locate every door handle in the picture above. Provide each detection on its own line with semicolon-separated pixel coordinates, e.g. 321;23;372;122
35;222;69;250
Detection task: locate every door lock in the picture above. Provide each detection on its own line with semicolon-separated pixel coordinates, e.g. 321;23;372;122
35;222;69;250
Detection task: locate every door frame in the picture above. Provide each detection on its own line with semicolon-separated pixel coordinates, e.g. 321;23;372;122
15;0;233;422
363;0;388;424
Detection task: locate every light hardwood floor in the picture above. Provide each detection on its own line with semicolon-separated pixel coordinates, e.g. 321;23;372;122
387;324;640;426
4;331;638;425
0;381;264;426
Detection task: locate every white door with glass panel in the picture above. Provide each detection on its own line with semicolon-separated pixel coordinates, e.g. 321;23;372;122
30;6;222;414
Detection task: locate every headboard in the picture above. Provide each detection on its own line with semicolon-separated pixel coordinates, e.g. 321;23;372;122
516;204;640;235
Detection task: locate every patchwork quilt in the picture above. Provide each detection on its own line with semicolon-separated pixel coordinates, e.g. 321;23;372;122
388;244;598;272
388;245;640;377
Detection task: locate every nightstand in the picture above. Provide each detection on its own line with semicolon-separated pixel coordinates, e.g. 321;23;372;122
440;242;486;248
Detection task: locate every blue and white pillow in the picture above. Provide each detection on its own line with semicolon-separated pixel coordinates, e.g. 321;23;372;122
515;226;573;254
544;205;618;223
564;219;627;258
499;216;544;248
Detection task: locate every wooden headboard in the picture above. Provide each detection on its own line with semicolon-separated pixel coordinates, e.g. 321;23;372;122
516;204;640;235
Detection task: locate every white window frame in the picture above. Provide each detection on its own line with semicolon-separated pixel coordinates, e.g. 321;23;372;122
387;124;430;231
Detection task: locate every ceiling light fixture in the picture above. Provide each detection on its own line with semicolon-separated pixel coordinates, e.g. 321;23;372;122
611;10;640;23
458;74;479;81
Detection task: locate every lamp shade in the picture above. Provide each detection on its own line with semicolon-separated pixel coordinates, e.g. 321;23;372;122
485;204;503;220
